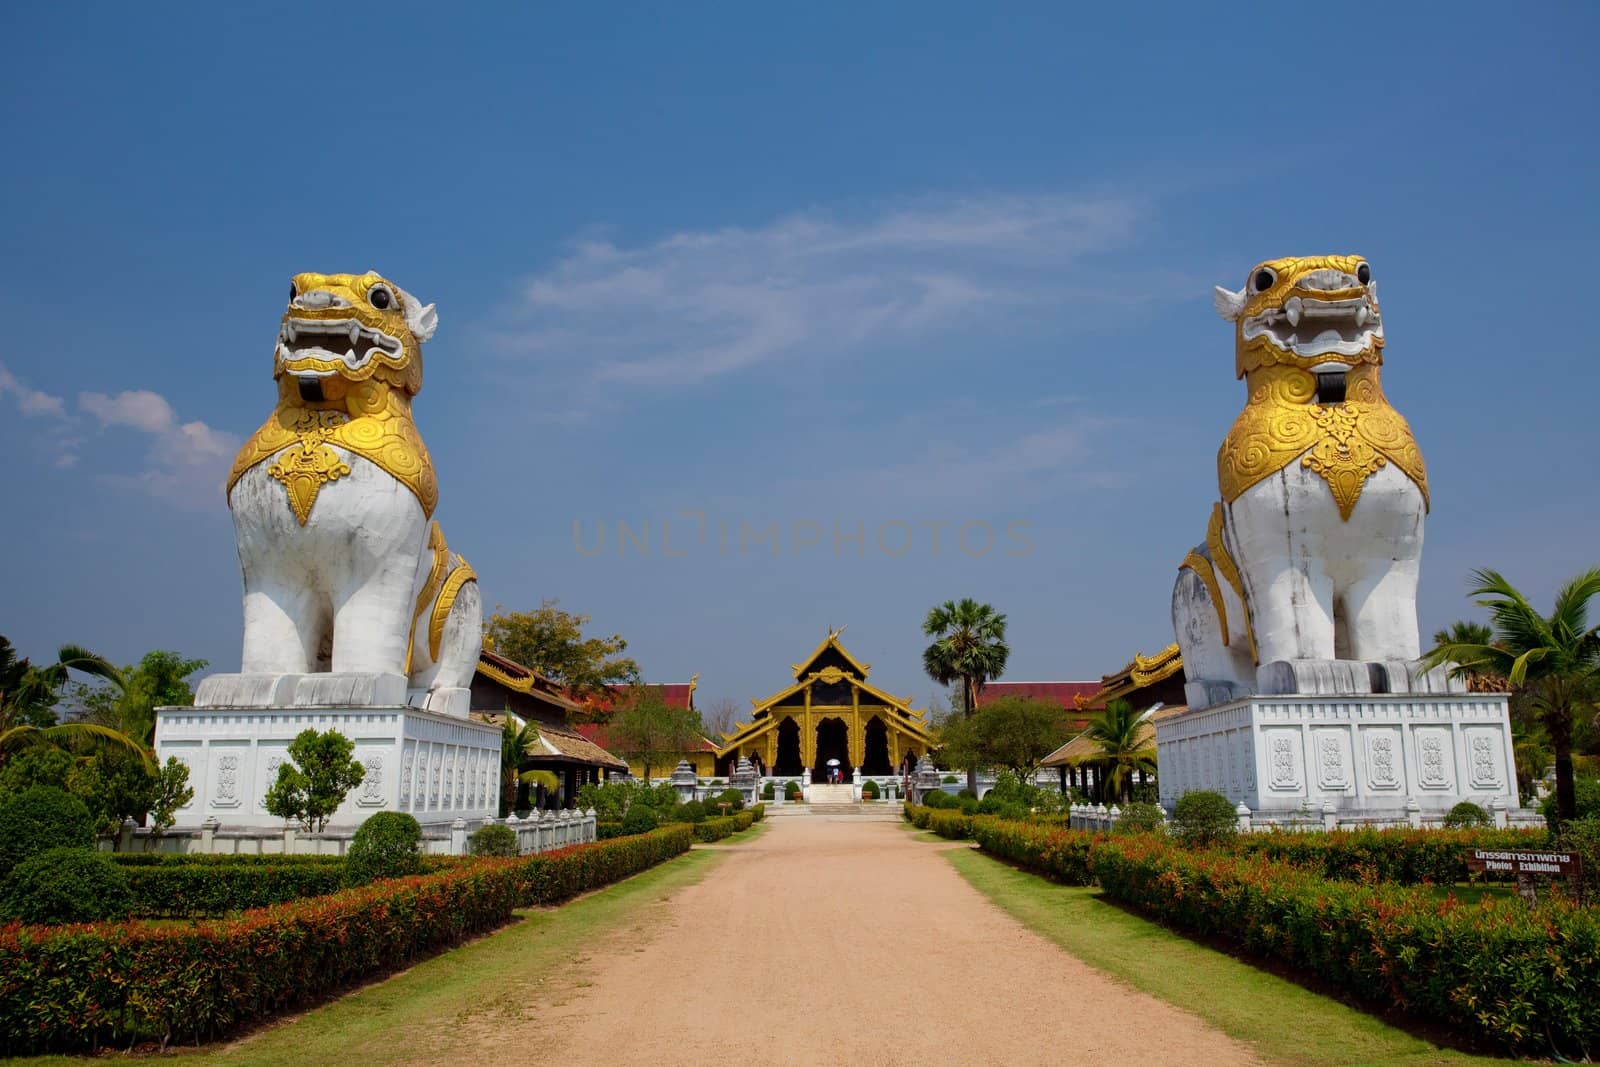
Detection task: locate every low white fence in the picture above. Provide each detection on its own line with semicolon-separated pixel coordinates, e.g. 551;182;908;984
99;809;598;857
1067;799;1534;833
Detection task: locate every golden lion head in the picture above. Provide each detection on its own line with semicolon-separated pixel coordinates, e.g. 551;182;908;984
1213;255;1382;380
276;271;437;396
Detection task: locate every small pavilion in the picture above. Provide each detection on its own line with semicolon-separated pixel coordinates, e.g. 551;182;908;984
715;630;936;783
470;645;627;808
1041;644;1187;798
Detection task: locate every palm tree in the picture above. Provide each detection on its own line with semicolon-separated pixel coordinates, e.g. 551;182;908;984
1083;698;1157;803
0;638;146;767
1422;568;1600;826
1432;620;1494;648
499;715;560;814
922;599;1010;795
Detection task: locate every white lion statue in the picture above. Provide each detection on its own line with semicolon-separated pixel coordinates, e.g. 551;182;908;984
220;271;480;716
1173;255;1460;709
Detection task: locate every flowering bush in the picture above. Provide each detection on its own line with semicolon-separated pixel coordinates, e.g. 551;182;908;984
0;826;693;1052
1088;835;1600;1057
970;819;1103;885
1220;827;1546;885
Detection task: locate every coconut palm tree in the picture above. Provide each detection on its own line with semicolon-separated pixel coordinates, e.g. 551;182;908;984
1083;698;1157;803
922;599;1010;795
0;638;146;767
1422;568;1600;826
1432;620;1494;648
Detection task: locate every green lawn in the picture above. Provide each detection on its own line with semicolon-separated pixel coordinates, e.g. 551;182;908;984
15;844;730;1067
942;844;1517;1067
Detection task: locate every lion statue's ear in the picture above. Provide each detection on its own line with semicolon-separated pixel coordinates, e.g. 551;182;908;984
1213;285;1247;322
395;285;439;342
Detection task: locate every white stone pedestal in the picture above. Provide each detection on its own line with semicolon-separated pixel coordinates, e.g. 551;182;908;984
155;703;500;831
1154;692;1533;827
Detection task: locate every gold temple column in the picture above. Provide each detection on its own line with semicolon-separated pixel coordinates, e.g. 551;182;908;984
850;689;862;768
802;685;816;769
888;726;900;771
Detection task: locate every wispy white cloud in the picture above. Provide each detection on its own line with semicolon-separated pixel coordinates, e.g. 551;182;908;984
492;192;1149;392
0;361;67;418
79;389;239;511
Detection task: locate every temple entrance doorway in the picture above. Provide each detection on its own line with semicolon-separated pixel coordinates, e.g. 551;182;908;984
813;717;850;782
862;716;892;776
774;717;803;776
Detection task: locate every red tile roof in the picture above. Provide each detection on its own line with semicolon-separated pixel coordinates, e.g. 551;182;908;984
977;681;1104;707
575;722;718;754
583;682;697;712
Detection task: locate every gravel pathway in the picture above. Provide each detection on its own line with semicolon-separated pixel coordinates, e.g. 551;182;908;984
462;817;1261;1066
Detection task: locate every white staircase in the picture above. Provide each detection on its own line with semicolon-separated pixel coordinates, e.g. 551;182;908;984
808;784;856;805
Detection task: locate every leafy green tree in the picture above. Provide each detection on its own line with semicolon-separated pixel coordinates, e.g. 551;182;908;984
67;748;157;835
937;696;1064;784
1423;568;1600;827
607;684;704;784
73;650;206;745
922;598;1010;795
1083;698;1157;803
484;600;641;702
263;729;366;832
0;746;75;796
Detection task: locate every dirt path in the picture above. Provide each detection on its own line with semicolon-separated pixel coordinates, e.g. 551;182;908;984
447;817;1260;1066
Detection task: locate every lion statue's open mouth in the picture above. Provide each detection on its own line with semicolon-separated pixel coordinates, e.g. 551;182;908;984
278;316;404;375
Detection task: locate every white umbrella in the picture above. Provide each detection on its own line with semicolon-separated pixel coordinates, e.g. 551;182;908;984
826;758;841;766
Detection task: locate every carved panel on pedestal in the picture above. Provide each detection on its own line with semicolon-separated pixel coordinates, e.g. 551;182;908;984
1466;730;1503;789
358;753;385;806
428;746;441;808
400;743;415;809
1364;730;1401;790
1415;729;1453;790
1314;730;1349;791
214;753;242;808
1266;731;1301;791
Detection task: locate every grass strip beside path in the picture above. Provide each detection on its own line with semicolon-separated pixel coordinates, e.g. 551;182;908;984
16;847;725;1067
943;845;1513;1067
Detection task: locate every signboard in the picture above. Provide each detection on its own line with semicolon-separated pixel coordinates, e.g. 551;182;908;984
1465;849;1583;904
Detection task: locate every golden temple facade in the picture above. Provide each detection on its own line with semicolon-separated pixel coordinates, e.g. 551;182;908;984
716;630;936;782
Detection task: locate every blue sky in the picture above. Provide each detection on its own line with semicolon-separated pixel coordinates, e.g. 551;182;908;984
2;3;1595;713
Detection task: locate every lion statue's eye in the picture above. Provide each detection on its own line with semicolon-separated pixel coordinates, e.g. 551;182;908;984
1357;262;1371;285
1252;268;1277;293
369;284;394;311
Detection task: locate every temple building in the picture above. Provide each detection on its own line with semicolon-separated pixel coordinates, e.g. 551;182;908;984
715;630;937;782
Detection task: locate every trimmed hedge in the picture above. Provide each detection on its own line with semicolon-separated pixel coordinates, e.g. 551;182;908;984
0;826;694;1052
691;804;764;843
970;818;1104;885
1;849;132;925
955;818;1599;1056
1089;836;1600;1057
110;853;346;866
122;862;352;918
1220;827;1547;885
